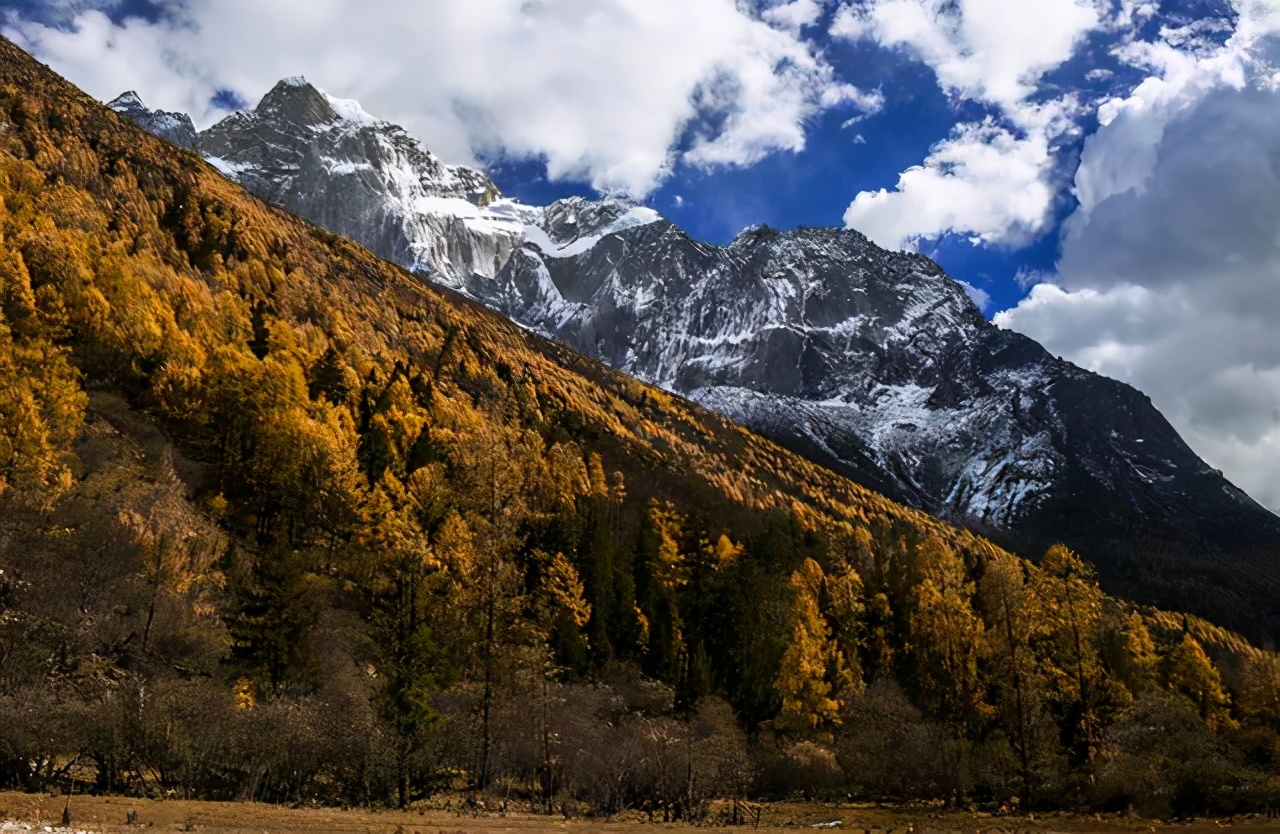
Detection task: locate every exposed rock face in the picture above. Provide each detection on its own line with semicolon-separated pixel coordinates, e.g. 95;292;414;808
111;81;1280;644
107;91;198;150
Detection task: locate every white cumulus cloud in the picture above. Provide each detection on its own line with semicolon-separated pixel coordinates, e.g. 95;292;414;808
831;0;1103;110
842;108;1066;249
4;0;877;197
831;0;1104;249
761;0;829;34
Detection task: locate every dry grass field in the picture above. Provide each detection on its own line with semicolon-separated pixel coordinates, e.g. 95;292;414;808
3;793;1279;834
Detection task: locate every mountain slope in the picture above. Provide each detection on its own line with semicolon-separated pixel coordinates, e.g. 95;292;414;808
4;41;1012;597
110;83;1280;645
5;36;1280;812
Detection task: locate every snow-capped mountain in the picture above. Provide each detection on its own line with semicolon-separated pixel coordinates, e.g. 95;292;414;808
197;77;533;283
109;82;1280;643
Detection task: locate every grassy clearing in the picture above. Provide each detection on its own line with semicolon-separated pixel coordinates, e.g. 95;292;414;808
2;793;1278;834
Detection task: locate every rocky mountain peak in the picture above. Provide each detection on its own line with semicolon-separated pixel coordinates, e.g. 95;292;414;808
161;77;513;283
253;76;340;127
728;222;782;247
107;90;198;150
108;90;146;112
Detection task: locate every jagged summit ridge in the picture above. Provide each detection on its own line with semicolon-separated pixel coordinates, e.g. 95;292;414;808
107;81;1280;644
525;197;663;258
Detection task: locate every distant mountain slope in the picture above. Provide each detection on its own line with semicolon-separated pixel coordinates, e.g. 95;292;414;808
109;80;1280;646
491;211;1280;645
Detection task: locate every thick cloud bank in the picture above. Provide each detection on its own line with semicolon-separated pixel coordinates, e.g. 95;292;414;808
998;81;1280;512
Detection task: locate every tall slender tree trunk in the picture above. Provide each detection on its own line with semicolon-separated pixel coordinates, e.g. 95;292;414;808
397;744;409;809
140;542;165;655
479;592;495;789
1001;591;1032;808
541;664;552;810
1064;576;1092;760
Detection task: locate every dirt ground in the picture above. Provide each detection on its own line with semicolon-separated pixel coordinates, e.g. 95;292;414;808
2;792;1278;834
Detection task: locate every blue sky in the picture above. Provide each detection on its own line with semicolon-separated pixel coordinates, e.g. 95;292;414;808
2;0;1278;512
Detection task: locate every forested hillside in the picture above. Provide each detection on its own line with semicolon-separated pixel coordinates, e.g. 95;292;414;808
0;38;1277;817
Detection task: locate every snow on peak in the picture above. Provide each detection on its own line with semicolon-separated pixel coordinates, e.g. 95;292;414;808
110;90;145;109
281;75;309;87
524;203;663;259
610;205;661;229
320;91;380;127
205;156;255;177
728;224;780;247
